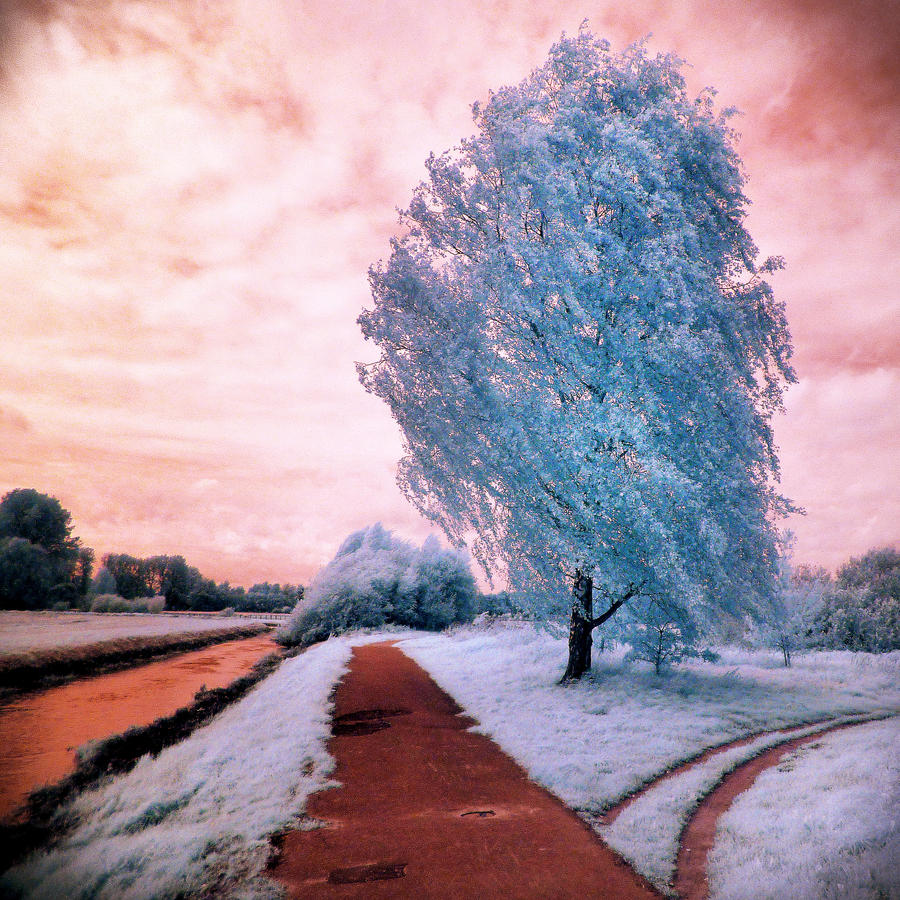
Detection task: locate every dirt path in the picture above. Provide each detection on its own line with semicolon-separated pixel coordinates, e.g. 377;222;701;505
673;717;889;900
269;641;661;899
596;716;851;828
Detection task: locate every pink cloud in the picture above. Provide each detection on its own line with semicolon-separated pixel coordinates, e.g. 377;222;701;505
0;0;896;585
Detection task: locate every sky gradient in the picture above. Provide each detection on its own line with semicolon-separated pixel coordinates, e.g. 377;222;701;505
1;0;897;586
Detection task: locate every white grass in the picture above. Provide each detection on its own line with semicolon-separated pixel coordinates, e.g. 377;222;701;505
0;611;254;655
600;718;872;892
708;718;900;900
398;621;899;893
1;636;362;900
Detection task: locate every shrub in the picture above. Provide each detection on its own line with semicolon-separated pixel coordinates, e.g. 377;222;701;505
474;591;529;617
278;524;477;647
91;594;132;613
90;594;165;614
806;547;899;653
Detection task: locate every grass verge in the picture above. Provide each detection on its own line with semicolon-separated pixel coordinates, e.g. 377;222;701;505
0;648;288;873
0;624;271;698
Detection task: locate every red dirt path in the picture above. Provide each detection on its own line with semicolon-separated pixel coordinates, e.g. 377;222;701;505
674;718;888;900
269;642;661;899
596;716;848;828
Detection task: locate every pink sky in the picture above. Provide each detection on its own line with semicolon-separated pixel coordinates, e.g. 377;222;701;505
0;0;897;586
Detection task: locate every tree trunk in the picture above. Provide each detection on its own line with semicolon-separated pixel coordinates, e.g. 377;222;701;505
560;576;639;683
561;570;593;682
780;635;791;667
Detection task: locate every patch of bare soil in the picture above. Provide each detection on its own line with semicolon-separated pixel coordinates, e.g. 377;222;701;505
268;642;661;899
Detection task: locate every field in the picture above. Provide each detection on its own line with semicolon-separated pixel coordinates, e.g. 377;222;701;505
0;611;269;694
0;611;261;655
1;621;897;899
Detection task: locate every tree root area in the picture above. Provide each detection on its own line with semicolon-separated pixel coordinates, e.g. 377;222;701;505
268;641;660;898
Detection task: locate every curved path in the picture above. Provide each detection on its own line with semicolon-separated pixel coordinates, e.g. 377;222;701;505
269;642;661;898
596;716;847;828
673;717;891;900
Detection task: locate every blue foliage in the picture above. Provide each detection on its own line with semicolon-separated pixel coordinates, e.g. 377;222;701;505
359;27;795;631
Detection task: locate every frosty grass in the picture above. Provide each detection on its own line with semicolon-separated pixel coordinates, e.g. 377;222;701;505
400;620;900;897
707;717;899;900
3;620;897;898
1;636;362;900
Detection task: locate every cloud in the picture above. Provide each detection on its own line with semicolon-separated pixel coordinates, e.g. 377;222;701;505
778;369;899;567
0;0;896;584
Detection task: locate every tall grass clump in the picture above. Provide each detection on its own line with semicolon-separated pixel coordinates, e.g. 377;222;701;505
278;524;477;647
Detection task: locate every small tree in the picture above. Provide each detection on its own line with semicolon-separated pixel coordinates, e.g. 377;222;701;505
759;557;830;666
359;27;795;680
624;599;699;675
73;547;95;597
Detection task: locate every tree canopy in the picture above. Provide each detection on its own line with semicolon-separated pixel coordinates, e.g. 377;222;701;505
0;488;89;608
0;488;78;572
359;28;795;677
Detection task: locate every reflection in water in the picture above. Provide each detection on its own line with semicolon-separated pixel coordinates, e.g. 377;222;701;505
0;635;276;819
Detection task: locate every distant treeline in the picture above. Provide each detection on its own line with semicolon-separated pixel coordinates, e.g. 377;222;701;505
0;488;302;613
0;489;94;610
98;554;301;613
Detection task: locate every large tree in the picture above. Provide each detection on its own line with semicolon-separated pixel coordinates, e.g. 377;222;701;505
0;489;87;604
359;29;795;679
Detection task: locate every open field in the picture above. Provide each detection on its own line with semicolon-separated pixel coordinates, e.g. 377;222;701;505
0;611;264;655
2;622;897;898
0;612;269;694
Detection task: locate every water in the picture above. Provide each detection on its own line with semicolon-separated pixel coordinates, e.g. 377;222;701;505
0;634;276;819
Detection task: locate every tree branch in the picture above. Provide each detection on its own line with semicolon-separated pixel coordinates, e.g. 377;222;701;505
589;583;642;628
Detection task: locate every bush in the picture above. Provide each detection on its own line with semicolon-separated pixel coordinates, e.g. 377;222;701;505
278;524;477;647
91;594;132;613
90;594;166;614
474;591;529;617
806;547;899;653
